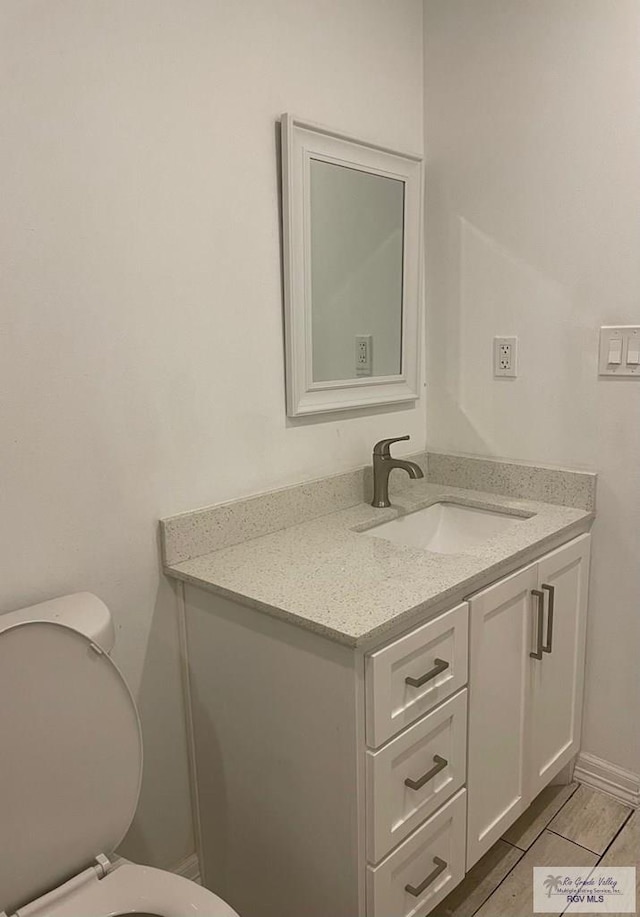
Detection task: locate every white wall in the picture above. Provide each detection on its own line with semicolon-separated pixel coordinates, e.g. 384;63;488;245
424;0;640;774
0;0;424;871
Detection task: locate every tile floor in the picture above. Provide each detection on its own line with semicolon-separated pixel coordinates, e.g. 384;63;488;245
436;783;638;917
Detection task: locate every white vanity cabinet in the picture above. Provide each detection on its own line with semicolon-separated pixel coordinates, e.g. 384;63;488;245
181;532;590;917
466;534;591;867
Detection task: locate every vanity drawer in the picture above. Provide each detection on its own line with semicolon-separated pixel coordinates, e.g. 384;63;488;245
366;689;467;864
367;788;466;917
365;603;468;747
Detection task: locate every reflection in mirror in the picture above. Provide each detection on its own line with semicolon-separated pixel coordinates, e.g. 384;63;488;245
310;160;405;382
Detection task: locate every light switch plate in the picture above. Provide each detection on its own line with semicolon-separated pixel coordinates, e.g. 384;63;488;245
599;326;640;377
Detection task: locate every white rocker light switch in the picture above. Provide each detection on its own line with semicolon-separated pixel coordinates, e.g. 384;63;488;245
607;338;622;364
626;340;640;365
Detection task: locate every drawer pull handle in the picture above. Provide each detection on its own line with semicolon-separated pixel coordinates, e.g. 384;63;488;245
404;754;448;791
530;589;544;659
542;583;555;653
405;856;448;897
405;658;449;688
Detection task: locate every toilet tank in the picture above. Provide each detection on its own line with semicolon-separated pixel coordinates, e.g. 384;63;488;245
0;593;115;652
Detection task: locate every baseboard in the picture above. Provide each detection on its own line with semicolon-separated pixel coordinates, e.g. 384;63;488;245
574;752;640;808
173;852;201;884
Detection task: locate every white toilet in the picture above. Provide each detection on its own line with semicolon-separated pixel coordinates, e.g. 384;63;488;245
0;593;240;917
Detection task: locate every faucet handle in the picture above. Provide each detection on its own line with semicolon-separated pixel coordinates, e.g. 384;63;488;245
373;435;410;457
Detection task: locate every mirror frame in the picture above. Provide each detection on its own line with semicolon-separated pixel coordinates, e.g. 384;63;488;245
281;113;423;417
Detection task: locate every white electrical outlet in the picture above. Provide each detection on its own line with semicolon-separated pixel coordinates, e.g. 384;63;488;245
493;336;518;377
356;334;372;376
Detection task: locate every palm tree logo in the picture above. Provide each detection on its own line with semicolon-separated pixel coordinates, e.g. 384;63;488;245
543;875;563;898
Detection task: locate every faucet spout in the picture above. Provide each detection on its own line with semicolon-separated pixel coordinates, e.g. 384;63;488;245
391;459;424;480
371;437;424;508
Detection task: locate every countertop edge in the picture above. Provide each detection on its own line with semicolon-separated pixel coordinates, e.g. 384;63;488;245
165;565;361;646
165;512;594;648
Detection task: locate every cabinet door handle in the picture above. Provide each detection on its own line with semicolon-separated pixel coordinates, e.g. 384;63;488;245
405;658;449;688
405;856;448;897
404;754;448;791
542;584;555;653
530;589;544;659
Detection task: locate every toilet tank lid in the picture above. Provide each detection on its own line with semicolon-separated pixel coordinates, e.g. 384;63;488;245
0;620;142;915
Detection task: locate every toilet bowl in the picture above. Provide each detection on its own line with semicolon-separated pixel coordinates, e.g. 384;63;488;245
0;594;240;917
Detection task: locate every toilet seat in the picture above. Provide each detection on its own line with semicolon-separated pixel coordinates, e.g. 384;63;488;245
16;861;239;917
0;621;143;914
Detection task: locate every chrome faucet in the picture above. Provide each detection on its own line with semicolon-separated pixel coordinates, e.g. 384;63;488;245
371;436;424;508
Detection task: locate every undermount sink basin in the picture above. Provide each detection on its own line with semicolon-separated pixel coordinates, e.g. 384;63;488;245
363;502;526;554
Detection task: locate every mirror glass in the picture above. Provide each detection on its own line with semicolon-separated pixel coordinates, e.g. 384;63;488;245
310;160;404;382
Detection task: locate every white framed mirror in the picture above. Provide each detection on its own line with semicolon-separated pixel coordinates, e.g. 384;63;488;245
280;114;423;417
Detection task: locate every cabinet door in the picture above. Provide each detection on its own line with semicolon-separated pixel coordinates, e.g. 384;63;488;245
528;534;590;798
466;562;538;869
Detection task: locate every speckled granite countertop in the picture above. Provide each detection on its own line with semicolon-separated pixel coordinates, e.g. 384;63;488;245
164;479;593;647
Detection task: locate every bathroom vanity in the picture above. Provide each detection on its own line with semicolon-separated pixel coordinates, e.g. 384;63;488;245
162;453;595;917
